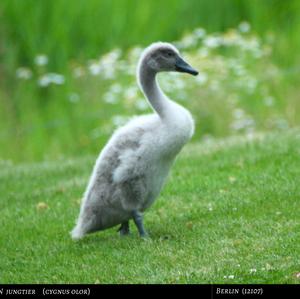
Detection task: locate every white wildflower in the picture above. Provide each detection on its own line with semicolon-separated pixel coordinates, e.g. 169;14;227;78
203;36;222;48
38;75;51;87
88;62;101;76
38;73;65;87
16;67;32;80
193;27;206;39
49;73;65;85
110;83;122;94
240;37;260;53
88;49;123;79
104;92;118;104
180;34;197;48
125;65;136;76
128;47;143;62
104;84;123;102
250;268;257;274
34;54;48;66
238;22;251;33
102;48;122;63
135;99;148;111
222;30;241;46
98;49;122;79
125;86;138;101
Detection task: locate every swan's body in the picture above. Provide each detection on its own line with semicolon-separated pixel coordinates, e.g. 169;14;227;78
71;42;198;239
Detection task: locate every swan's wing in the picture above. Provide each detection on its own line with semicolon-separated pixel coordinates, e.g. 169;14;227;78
107;114;159;184
111;129;145;184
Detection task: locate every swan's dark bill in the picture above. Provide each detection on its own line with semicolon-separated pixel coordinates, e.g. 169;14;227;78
175;57;199;76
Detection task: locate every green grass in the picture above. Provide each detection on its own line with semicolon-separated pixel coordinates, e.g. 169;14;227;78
1;1;299;284
1;130;299;283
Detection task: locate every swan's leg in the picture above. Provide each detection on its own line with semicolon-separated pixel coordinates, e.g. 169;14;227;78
132;211;148;238
119;221;130;236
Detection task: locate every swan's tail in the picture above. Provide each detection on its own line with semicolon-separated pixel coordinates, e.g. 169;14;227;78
70;194;97;240
70;221;86;241
70;196;87;241
70;211;97;240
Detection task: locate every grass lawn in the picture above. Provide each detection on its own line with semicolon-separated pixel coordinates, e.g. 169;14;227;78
0;130;299;283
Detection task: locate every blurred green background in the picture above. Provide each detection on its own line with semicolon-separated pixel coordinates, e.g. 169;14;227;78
1;0;300;162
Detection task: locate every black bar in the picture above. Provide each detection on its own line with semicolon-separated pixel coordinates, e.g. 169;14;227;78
0;284;299;298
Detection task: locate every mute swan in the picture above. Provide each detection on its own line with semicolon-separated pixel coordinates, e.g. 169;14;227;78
71;42;198;240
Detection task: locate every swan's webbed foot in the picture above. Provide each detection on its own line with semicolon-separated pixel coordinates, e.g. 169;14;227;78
132;211;148;238
119;221;130;236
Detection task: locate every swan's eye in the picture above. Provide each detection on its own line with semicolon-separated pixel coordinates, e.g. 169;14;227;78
162;50;173;57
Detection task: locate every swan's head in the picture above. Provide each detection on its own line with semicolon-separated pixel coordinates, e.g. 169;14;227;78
139;42;198;76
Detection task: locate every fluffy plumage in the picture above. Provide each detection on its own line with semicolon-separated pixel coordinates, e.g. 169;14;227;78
71;42;198;240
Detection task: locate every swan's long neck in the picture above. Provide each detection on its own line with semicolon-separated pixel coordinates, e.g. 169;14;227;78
138;62;171;119
137;55;195;147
